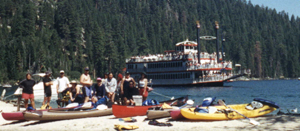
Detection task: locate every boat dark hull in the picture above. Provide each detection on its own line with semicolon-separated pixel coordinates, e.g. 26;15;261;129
152;81;224;87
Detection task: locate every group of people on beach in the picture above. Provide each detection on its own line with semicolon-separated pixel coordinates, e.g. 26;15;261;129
19;67;149;109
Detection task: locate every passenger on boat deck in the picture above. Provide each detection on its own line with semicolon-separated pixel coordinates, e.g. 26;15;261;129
68;80;84;104
19;73;36;109
43;71;53;106
121;71;136;105
93;77;106;99
105;73;117;102
80;67;93;103
138;72;148;102
56;70;70;107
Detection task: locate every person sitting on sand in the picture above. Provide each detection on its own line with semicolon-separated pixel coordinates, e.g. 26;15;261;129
80;67;93;103
68;80;84;104
93;77;106;99
91;96;108;109
105;73;117;102
121;71;137;105
19;73;36;109
125;81;139;105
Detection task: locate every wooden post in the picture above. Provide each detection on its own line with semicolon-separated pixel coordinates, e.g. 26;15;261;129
17;95;21;111
14;87;22;111
1;88;6;100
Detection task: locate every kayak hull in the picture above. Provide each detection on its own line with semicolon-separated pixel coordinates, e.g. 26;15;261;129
147;110;171;120
170;110;184;120
181;104;276;121
112;104;160;118
23;109;112;121
1;112;24;121
1;106;81;121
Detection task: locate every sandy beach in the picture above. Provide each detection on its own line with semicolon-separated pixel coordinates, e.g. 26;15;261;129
1;101;300;131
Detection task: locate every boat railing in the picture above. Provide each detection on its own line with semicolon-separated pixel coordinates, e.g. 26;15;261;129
194;74;233;82
146;67;186;72
186;63;232;70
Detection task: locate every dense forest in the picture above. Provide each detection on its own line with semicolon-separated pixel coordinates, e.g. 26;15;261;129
0;0;299;83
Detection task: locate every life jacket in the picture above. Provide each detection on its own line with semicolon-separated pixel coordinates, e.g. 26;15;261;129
41;104;52;109
142;99;159;106
194;107;209;113
201;97;216;107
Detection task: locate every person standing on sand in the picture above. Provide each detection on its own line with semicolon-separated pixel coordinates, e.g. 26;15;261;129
80;67;93;103
56;70;70;107
115;73;123;104
138;72;148;102
19;73;36;109
42;71;53;106
105;73;117;102
102;72;109;87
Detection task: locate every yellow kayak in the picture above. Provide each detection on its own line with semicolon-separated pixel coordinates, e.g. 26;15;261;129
181;104;277;121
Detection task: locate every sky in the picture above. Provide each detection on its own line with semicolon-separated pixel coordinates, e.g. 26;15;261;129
248;0;300;18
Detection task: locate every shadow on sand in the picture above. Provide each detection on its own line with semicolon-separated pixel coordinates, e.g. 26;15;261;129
22;120;60;127
1;120;27;126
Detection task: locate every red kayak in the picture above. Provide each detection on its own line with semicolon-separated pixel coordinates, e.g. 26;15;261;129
1;111;25;121
170;109;184;120
112;96;188;118
112;104;160;118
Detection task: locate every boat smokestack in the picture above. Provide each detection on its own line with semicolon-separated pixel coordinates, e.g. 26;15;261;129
215;21;220;63
221;32;225;62
196;21;201;64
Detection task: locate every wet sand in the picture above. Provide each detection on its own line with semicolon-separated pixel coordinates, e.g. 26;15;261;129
1;101;300;131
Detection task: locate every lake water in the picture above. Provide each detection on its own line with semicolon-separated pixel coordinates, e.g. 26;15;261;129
1;80;299;113
149;80;300;113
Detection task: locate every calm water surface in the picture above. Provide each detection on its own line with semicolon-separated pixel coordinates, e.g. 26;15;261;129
1;80;299;112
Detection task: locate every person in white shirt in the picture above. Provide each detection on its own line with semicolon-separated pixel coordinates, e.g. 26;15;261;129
105;72;117;102
56;70;70;107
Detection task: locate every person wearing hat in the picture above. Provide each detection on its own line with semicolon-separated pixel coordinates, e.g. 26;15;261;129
42;71;53;106
80;67;93;103
68;80;84;104
92;77;106;99
138;72;148;102
19;73;36;109
56;70;70;107
120;71;136;105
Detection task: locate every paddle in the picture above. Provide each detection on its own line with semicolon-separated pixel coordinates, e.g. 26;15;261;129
218;99;260;126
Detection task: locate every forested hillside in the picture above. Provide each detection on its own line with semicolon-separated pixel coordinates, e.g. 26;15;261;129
0;0;299;82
